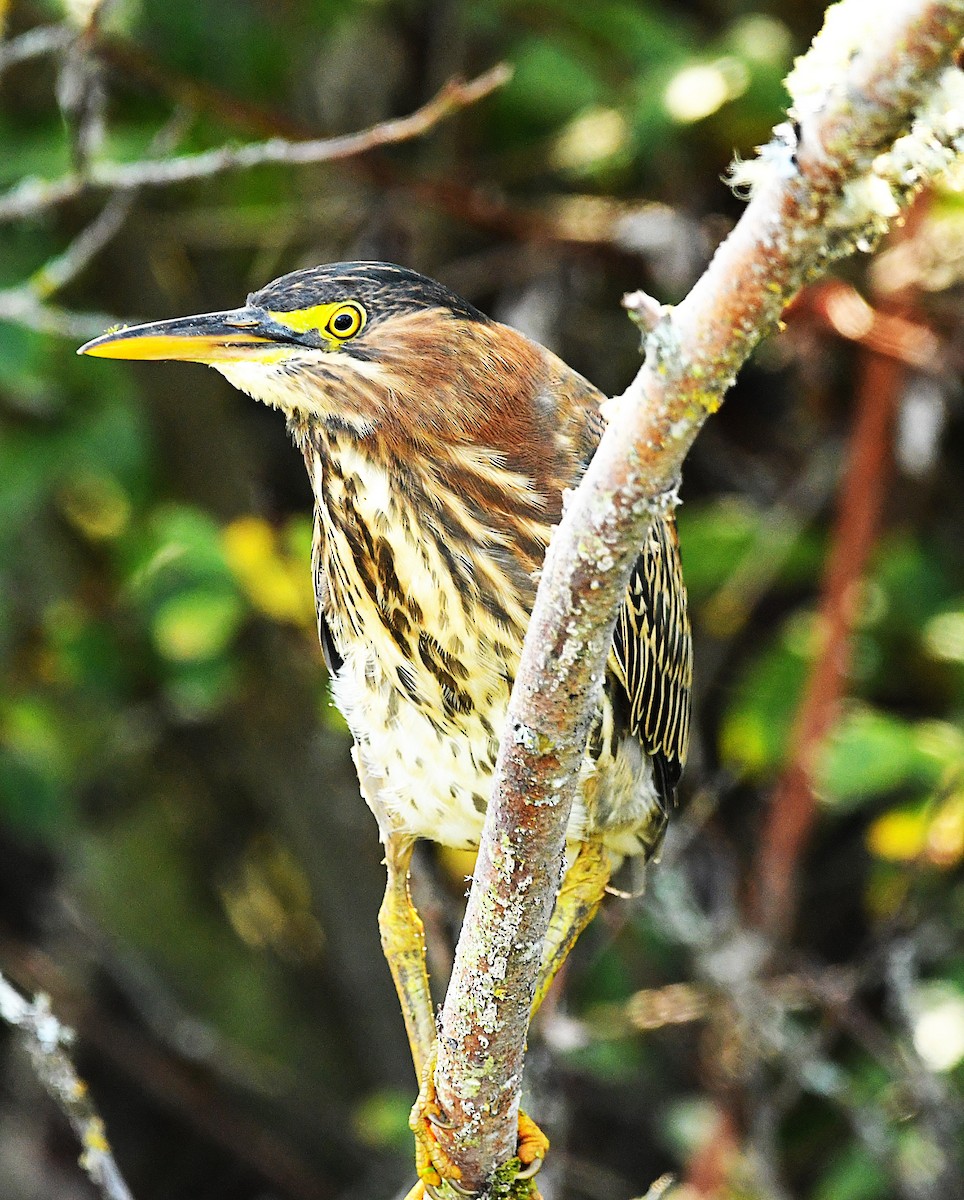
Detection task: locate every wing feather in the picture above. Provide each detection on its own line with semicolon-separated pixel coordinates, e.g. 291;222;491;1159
610;513;692;810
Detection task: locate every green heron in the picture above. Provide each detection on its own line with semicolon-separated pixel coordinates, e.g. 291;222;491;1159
80;261;692;1196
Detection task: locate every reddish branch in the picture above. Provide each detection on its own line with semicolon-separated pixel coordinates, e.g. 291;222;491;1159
753;352;901;933
430;3;964;1191
753;204;931;935
791;280;944;372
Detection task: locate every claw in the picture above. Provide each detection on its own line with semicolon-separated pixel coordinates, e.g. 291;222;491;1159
515;1110;550;1170
410;1051;464;1196
409;1053;549;1200
514;1157;544;1181
446;1178;475;1197
426;1106;455;1131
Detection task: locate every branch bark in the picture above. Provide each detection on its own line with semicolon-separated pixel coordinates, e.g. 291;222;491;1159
431;2;964;1190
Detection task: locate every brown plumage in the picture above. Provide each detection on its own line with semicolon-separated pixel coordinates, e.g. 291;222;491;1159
214;262;693;862
79;260;693;1191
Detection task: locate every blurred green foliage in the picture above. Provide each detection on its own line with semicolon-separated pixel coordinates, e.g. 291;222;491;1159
1;1;963;1199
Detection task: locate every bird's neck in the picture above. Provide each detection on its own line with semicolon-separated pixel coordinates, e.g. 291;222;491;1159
298;414;555;648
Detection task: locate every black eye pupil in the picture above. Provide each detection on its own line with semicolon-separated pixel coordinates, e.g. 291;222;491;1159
333;311;354;332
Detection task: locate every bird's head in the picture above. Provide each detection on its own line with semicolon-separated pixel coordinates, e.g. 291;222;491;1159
79;261;511;438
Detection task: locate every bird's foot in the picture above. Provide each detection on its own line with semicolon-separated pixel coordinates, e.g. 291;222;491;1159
485;1111;549;1200
515;1110;550;1178
407;1056;548;1200
408;1053;468;1200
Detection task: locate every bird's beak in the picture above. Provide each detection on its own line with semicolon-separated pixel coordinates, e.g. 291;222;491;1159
78;308;288;364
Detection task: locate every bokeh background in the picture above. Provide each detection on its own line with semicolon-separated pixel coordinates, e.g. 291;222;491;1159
1;2;962;1198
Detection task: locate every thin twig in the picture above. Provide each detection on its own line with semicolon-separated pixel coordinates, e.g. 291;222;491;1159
791;280;946;372
0;291;121;338
0;936;340;1200
431;2;964;1190
0;969;135;1200
0;65;512;224
0;23;72;76
39;109;190;298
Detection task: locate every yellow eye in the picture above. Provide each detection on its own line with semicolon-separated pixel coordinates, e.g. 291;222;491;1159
325;302;365;340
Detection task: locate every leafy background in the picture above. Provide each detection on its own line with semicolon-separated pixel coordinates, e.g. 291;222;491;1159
0;1;962;1199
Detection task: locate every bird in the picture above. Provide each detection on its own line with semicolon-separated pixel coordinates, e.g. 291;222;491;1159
80;261;692;1197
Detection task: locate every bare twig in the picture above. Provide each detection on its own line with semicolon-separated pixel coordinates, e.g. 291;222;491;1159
30;192;135;300
585;966;857;1038
431;2;964;1189
0;291;121;338
0;111;186;337
0;23;72;76
0;969;135;1200
0;65;512;224
0;936;340;1200
791;280;946;372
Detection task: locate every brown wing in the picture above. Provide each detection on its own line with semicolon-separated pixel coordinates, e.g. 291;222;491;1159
610;513;692;811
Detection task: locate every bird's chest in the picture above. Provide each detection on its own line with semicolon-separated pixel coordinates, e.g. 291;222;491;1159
311;447;526;846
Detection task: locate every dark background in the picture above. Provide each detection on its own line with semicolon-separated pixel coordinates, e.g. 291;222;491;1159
0;2;962;1198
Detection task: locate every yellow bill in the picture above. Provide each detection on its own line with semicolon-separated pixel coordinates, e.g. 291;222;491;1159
78;309;291;365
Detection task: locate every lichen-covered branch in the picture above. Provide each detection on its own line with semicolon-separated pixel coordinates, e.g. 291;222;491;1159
0;969;135;1200
0;65;511;224
431;1;964;1190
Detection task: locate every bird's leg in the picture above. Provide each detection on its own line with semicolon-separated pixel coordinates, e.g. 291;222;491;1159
407;1045;466;1200
377;834;465;1199
444;841;608;1194
406;841;610;1199
378;833;436;1079
533;839;611;1015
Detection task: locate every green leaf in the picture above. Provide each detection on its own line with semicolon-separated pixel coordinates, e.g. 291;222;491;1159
151;588;244;663
816;705;944;809
812;1144;889;1200
719;625;810;776
354;1089;414;1152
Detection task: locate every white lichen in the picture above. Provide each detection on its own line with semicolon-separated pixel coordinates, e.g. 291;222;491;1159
875;65;964;193
730;7;964;225
784;0;881;122
824;65;964;255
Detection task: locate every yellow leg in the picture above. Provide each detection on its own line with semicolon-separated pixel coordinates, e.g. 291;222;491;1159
532;840;611;1015
402;838;609;1198
378;834;436;1079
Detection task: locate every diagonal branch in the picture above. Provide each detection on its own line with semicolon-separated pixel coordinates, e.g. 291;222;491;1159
0;65;511;224
0;24;72;76
0;112;190;339
430;1;964;1190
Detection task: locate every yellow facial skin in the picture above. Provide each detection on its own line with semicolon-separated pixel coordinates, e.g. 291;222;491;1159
266;301;366;341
